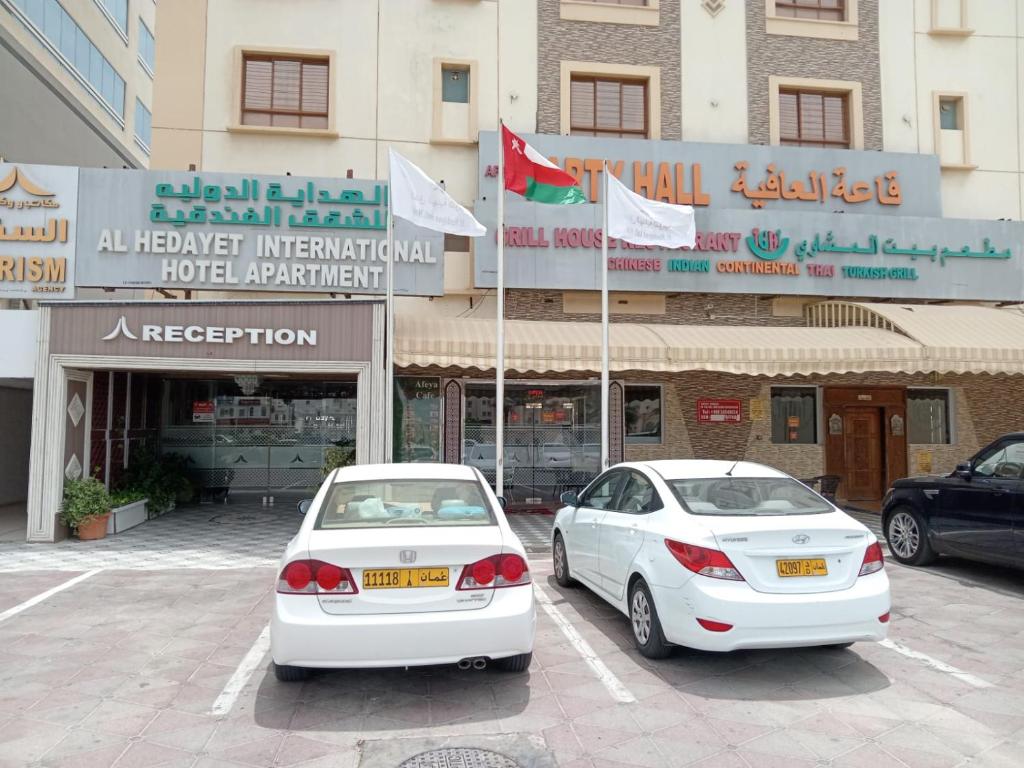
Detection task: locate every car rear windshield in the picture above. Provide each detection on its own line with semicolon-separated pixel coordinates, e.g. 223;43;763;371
314;479;496;529
668;477;832;516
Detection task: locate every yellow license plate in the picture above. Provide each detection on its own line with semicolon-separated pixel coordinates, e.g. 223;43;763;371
776;558;828;577
361;568;450;590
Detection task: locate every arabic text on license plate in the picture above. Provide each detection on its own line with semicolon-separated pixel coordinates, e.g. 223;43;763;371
775;558;828;577
362;568;450;589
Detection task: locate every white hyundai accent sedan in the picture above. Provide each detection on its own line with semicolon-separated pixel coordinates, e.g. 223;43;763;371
552;460;890;657
271;463;536;681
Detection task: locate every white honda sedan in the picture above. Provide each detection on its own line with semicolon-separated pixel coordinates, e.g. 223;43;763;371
271;463;536;681
552;461;890;657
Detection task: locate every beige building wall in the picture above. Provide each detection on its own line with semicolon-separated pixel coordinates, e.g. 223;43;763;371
679;0;748;144
880;0;1024;220
153;0;532;307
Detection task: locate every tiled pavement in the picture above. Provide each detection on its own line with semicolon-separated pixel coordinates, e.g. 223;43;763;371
0;557;1023;767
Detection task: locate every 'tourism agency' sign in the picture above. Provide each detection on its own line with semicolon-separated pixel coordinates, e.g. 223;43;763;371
74;169;444;296
0;163;78;300
473;134;1024;302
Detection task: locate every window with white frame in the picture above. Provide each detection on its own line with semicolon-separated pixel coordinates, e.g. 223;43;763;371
907;389;951;444
134;99;152;151
138;19;155;75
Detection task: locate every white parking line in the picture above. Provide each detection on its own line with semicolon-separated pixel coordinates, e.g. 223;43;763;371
0;569;102;624
210;624;271;717
879;638;993;689
533;583;636;704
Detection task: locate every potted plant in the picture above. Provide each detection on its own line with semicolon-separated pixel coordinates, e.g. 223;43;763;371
107;488;149;534
60;477;112;540
321;446;355;478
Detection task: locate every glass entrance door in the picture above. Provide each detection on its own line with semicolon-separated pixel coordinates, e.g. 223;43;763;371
160;378;358;499
463;382;600;505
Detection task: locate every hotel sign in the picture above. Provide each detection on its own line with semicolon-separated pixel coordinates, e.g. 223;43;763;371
0;163;78;300
74;169;444;296
474;133;1024;302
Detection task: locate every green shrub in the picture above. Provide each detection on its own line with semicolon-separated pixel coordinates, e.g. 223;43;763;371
118;449;194;515
60;477;111;530
109;488;147;508
321;446;355;478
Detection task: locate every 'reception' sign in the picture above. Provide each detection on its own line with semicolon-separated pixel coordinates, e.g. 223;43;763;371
75;169;444;296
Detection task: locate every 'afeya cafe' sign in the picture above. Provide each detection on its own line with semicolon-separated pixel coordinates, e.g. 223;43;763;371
474;132;1024;303
74;169;444;297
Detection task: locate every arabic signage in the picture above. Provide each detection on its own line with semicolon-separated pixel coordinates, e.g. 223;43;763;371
74;169;444;296
0;163;78;300
474;134;1023;301
46;301;379;361
192;401;214;423
478;131;941;216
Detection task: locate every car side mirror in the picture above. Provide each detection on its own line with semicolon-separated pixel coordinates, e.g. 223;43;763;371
560;491;579;507
496;496;507;510
298;499;313;515
954;461;972;480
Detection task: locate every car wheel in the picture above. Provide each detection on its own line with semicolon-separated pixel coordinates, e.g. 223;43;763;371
886;506;936;566
495;652;532;673
629;579;673;659
273;662;309;682
553;533;575;587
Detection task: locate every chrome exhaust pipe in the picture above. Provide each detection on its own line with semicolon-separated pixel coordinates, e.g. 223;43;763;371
457;658;472;670
472;657;487;670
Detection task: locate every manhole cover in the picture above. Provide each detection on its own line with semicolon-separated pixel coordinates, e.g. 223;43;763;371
398;748;521;768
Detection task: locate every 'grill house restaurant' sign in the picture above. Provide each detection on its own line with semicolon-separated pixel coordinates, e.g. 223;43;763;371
474;132;1024;302
75;169;444;296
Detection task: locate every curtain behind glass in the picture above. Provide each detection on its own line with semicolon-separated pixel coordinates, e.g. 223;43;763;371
908;393;949;443
771;389;816;444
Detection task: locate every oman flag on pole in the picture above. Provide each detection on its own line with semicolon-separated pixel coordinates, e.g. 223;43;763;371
502;125;586;205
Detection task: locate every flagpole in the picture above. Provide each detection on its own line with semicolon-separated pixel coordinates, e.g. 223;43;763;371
600;162;610;473
385;155;395;464
495;120;506;499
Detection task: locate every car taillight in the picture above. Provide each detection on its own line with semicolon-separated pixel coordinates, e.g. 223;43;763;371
858;542;884;576
878;612;890;623
457;554;531;590
665;539;744;581
697;618;733;632
277;560;358;595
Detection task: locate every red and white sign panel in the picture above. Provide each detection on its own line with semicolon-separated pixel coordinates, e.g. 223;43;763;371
192;400;215;423
697;399;742;424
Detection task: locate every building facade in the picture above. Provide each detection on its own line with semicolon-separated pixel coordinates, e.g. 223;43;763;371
12;0;1024;539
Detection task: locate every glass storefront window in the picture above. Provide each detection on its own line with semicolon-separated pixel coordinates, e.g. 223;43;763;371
463;382;600;504
393;377;441;462
160;378;357;496
625;385;662;444
771;387;817;444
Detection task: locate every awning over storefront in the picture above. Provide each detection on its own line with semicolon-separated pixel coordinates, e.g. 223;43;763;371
395;315;926;376
807;302;1024;374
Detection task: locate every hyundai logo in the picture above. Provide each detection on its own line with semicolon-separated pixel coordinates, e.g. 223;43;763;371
399;550;417;564
792;534;810;545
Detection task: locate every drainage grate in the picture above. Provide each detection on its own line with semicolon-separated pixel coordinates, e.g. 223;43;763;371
398;748;522;768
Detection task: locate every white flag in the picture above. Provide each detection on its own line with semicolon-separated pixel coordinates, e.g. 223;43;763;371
388;148;485;237
606;170;696;248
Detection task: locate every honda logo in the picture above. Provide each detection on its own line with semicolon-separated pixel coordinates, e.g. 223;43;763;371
399;550;417;564
792;534;810;545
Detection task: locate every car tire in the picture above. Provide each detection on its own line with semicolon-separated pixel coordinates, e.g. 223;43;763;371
553;533;575;588
495;652;532;673
886;506;936;566
272;662;309;682
629;579;673;659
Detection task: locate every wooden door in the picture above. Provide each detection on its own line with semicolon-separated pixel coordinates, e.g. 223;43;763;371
843;407;884;501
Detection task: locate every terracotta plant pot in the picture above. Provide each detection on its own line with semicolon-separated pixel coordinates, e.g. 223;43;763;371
76;512;111;541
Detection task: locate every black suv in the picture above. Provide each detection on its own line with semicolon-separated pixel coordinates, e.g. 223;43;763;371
881;433;1024;568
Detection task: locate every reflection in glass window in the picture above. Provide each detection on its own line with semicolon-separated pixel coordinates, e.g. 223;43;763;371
393;377;441;463
134;99;152;151
138;19;155;74
771;387;817;444
907;389;951;444
625;385;661;444
441;65;470;104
